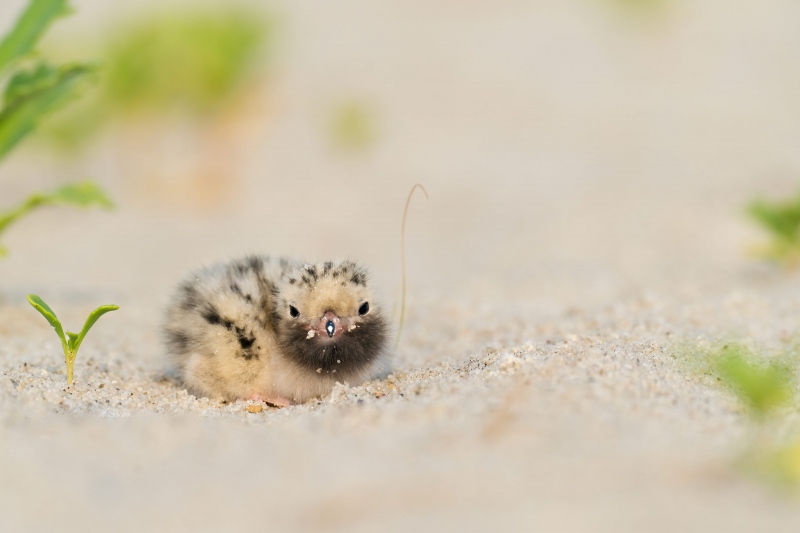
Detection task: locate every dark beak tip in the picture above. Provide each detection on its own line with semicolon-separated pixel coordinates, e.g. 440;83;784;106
325;320;336;338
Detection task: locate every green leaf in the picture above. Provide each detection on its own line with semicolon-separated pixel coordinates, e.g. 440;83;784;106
0;181;113;249
45;181;113;209
4;62;60;105
0;63;91;161
749;197;800;244
0;0;71;73
26;293;67;352
71;304;118;354
65;331;78;351
0;181;111;257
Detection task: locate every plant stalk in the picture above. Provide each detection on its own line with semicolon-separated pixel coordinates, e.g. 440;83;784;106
0;193;46;235
65;350;74;386
395;183;428;349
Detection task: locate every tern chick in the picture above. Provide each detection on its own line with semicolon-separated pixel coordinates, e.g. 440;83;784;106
164;255;389;406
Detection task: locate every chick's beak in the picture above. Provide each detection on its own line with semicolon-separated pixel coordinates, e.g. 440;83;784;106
317;311;342;339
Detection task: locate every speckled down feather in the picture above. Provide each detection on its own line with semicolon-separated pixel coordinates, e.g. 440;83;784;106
164;255;390;404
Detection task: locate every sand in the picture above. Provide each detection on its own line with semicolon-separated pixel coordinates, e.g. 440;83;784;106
3;0;800;531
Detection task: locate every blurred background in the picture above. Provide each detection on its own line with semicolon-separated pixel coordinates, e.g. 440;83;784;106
1;0;800;332
5;2;800;531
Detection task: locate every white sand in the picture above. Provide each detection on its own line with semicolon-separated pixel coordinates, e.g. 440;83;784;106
3;0;800;531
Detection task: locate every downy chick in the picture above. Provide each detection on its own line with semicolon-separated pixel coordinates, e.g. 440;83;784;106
164;255;389;406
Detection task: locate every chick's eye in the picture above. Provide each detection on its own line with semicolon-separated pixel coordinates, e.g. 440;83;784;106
289;305;299;318
358;302;369;316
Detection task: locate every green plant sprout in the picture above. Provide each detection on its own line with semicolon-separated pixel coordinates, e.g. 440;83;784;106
27;294;118;386
748;191;800;266
0;0;111;258
713;344;794;419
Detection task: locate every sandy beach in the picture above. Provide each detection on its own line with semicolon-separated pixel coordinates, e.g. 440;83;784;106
2;0;800;531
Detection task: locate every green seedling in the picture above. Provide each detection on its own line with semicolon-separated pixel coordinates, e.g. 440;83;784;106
748;191;800;266
0;0;112;258
27;294;118;386
713;344;794;420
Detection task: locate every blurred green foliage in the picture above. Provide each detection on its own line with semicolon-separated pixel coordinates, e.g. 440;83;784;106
330;101;377;151
748;191;800;266
713;344;794;419
104;13;266;114
43;10;271;149
612;0;666;9
686;341;800;489
0;62;92;159
0;0;91;159
0;0;69;71
610;0;671;16
758;441;800;487
0;0;111;258
0;182;112;256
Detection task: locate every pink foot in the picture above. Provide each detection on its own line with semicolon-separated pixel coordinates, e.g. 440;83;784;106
246;393;292;408
264;396;292;408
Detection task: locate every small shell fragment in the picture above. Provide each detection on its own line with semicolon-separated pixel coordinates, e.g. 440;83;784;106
306;330;316;339
246;404;263;413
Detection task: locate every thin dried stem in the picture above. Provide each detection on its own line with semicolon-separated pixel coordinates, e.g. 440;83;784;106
396;183;428;349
